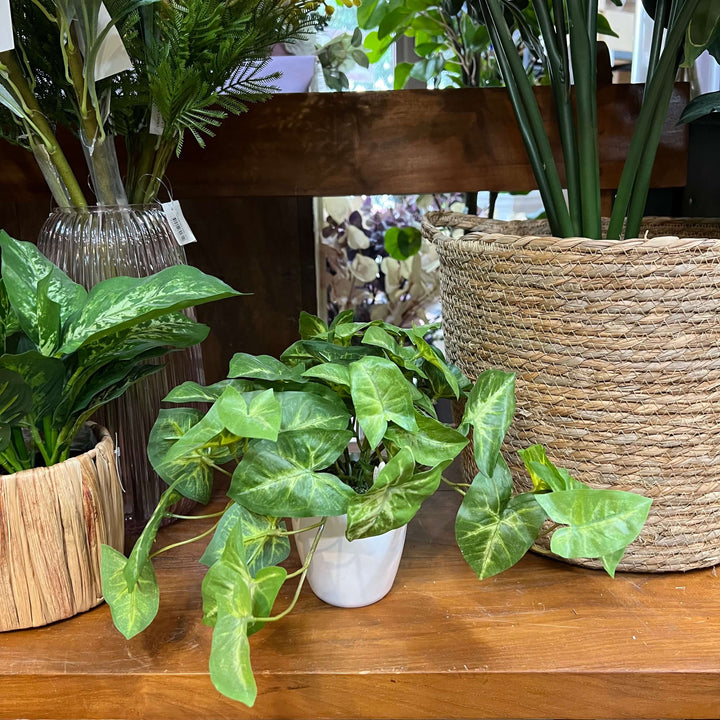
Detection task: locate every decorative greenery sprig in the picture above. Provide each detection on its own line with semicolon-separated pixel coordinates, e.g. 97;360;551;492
103;311;651;706
0;0;348;208
0;231;240;472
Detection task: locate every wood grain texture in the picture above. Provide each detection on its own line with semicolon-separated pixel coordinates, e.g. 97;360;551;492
0;86;689;201
2;486;718;719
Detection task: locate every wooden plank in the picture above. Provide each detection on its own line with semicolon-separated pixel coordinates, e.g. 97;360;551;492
1;86;689;201
2;486;718;720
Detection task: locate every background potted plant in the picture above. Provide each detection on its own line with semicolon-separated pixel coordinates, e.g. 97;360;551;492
422;0;720;572
0;230;239;631
102;311;650;706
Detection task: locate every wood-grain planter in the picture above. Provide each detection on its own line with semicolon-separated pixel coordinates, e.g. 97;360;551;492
0;424;124;631
423;211;720;573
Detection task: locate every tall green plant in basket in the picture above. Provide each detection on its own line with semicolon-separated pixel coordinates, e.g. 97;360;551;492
464;0;719;240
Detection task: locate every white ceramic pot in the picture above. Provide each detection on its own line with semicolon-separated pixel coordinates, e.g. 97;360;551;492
291;515;407;608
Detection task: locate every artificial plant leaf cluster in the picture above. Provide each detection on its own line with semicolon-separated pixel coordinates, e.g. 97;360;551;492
103;310;651;707
0;0;347;208
462;0;720;240
0;230;239;472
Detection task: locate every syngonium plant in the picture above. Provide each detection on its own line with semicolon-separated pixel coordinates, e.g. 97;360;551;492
459;0;719;240
0;231;239;472
102;311;652;706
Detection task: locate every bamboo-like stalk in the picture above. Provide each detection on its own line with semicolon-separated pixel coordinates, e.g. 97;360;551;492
646;0;671;86
567;0;601;239
0;50;87;208
482;0;573;237
534;0;582;235
608;0;701;239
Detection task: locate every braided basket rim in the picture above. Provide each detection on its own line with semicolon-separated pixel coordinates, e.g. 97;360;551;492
422;211;720;254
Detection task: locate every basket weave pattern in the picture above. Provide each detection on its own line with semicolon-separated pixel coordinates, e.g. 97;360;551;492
423;211;720;572
0;425;124;631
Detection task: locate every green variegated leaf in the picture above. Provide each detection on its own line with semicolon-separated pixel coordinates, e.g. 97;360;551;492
412;334;460;398
0;280;20;344
217;386;282;441
361;325;426;376
228;353;306;382
148;407;204;471
461;370;515;477
80;313;210;367
407;379;438;418
59;265;239;354
298;311;328;340
333;322;369;341
346;452;451;540
535;489;652;560
329;309;354;332
455;457;548;580
0;232;87;345
164;378;256;404
230;430;355;516
246;565;287;636
0;424;10;453
301;363;351;388
281;340;380;367
0;352;65;421
349;355;417;449
101;545;159;640
683;0;720;67
36;273;61;356
209;608;256;706
277;390;351;432
384;412;468;466
0;367;32;425
518;445;584;492
601;546;626;578
200;504;290;573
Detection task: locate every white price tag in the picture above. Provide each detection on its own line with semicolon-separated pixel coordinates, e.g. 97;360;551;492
162;200;197;246
149;104;165;136
0;0;14;52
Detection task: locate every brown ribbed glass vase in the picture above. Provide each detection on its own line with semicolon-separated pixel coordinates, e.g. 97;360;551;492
37;205;205;541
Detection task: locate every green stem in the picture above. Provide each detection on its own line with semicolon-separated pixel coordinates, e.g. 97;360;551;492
646;0;671;87
11;427;31;469
127;131;158;205
0;50;87;207
282;521;325;537
0;448;24;474
567;0;601;238
143;138;176;204
607;0;701;239
262;519;326;620
165;510;228;521
30;425;52;467
149;519;221;559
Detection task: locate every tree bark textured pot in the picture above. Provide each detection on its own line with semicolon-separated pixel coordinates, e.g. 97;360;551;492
0;424;124;631
292;515;407;607
423;211;720;573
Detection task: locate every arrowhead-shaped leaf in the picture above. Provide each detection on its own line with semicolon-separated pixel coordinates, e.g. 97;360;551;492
217;386;282;442
230;430;355;516
209;609;257;706
461;369;515;477
535;489;652;560
384;412;468;466
101;545;159;639
228;353;306;382
276;389;351;432
163;378;256;404
349;355;417;449
301;363;351;388
518;445;584;492
299;311;328;340
455;456;547;580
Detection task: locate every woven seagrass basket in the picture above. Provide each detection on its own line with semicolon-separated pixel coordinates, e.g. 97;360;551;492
422;211;720;573
0;424;124;631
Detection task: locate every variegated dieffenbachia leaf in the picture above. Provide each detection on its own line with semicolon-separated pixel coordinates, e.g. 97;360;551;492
349;355;417;449
0;367;32;426
0;231;87;346
460;369;515;478
0;351;65;421
229;429;355;516
455;456;548;581
58;265;239;354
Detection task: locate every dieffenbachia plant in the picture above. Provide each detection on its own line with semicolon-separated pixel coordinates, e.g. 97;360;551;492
0;230;239;471
465;0;719;240
103;311;651;706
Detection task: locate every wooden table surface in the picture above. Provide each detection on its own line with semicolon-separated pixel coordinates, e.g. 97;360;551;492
2;490;719;720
